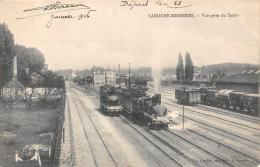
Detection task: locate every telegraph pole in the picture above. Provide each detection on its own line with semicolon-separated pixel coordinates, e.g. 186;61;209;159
105;70;107;85
128;62;131;88
180;70;185;131
118;64;121;87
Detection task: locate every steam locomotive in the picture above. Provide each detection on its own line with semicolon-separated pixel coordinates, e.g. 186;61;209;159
100;85;122;115
116;80;172;129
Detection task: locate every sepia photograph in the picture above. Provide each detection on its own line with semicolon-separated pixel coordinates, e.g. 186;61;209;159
0;0;259;166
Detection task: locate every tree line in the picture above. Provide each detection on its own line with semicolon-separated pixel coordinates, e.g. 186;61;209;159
0;23;64;94
176;52;194;82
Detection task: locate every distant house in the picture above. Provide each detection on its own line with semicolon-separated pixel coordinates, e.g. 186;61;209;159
192;70;225;83
216;69;260;94
193;72;213;82
91;66;117;87
104;70;116;85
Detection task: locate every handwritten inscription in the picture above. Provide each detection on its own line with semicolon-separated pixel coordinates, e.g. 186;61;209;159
120;0;149;10
155;0;191;9
16;1;96;28
120;0;191;10
46;10;96;28
23;1;90;12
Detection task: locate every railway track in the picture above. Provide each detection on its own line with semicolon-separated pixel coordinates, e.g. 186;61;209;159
75;99;118;167
185;128;260;163
73;99;99;167
184;121;260;151
118;115;190;167
70;84;260;167
162;130;239;167
119;115;235;167
195;105;260;124
169;118;260;163
163;99;260;133
119;113;260;167
173;109;260;148
165;102;260;145
111;116;176;167
166;130;260;167
70;88;118;167
150;130;230;167
66;99;77;166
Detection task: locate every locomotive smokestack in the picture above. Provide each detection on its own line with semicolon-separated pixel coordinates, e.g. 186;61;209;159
152;94;161;106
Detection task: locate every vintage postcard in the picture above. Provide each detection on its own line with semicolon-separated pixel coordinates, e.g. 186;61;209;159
0;0;259;167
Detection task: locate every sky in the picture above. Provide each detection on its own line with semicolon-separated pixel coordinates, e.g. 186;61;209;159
0;0;259;70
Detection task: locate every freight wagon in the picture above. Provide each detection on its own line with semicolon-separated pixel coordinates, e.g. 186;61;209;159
175;88;201;105
198;87;260;117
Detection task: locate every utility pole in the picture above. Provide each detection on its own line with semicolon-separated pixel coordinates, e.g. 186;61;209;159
118;64;121;87
180;70;185;131
128;62;131;88
105;70;107;85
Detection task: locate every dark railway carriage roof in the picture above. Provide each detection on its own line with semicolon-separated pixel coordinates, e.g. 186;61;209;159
217;69;260;84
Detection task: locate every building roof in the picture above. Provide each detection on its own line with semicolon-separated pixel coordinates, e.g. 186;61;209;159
217;69;260;84
4;79;25;90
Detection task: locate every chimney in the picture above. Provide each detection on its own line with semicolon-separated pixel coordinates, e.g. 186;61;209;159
13;55;17;80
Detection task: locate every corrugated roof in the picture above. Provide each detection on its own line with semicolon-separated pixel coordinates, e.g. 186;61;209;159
217;70;260;84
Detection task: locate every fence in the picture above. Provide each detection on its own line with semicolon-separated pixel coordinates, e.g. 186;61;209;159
13;91;66;167
50;91;66;167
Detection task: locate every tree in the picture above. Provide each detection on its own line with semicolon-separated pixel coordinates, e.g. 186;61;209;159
42;70;64;96
0;23;15;88
176;53;184;81
86;75;94;87
15;45;45;86
184;52;194;81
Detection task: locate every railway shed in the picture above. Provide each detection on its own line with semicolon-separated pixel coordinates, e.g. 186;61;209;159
216;69;260;94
